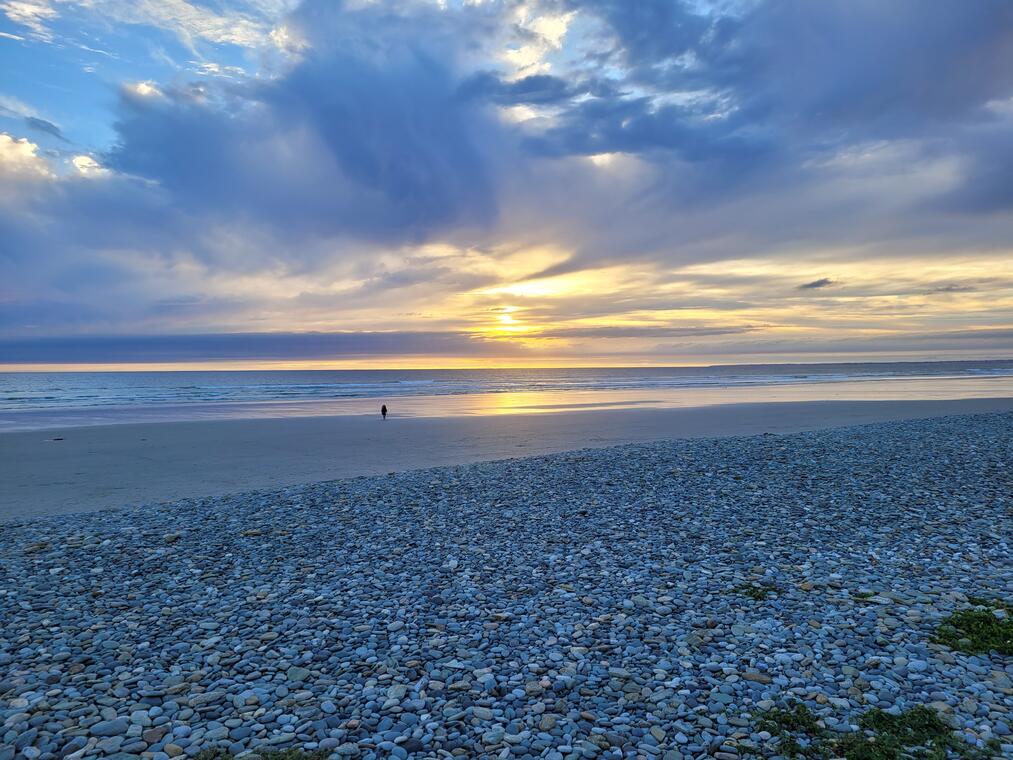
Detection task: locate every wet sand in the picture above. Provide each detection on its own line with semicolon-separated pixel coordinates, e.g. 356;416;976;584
2;396;1013;520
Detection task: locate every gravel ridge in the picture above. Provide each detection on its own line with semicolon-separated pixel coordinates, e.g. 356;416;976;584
1;412;1011;759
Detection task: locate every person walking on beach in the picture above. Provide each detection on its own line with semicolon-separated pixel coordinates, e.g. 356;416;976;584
381;404;387;420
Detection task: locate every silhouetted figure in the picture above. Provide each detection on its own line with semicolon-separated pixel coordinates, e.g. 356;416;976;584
381;404;387;420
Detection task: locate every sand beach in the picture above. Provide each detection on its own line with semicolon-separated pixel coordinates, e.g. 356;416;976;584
2;397;1013;520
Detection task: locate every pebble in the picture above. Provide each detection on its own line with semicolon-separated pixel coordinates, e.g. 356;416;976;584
1;414;1011;757
90;718;129;737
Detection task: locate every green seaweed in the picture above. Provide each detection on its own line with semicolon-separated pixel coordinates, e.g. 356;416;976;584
734;582;781;600
932;597;1013;656
834;706;998;759
755;703;998;759
757;701;827;758
760;702;822;735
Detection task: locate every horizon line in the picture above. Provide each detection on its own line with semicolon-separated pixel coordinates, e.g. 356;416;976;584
2;355;1013;373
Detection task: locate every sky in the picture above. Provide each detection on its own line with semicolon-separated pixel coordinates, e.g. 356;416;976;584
1;0;1013;369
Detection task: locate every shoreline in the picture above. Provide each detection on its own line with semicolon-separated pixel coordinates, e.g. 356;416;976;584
3;396;1013;521
2;413;1010;758
4;372;1013;432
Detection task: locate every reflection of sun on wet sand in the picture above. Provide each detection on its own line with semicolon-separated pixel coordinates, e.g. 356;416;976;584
503;399;661;411
4;373;1012;432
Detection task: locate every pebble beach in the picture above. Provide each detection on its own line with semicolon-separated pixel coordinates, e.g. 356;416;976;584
1;412;1011;759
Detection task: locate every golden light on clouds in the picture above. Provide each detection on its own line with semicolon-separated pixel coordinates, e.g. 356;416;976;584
5;0;1013;371
59;235;1011;368
484;307;539;336
475;264;650;299
403;246;1013;363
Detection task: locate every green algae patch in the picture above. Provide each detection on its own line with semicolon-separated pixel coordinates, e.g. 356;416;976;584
933;597;1013;656
755;703;999;759
760;701;822;735
835;706;1000;760
733;582;781;600
757;701;825;757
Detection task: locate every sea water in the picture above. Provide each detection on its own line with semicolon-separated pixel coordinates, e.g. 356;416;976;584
2;360;1013;430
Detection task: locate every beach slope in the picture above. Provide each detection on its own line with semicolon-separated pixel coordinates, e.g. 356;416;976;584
1;413;1010;757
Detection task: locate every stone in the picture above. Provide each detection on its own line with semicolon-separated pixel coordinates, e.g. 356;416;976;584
91;718;129;737
286;666;311;682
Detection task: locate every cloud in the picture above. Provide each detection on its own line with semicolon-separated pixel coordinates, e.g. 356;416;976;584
530;0;1013;212
926;283;978;294
0;0;57;40
97;0;271;48
677;327;1013;357
0;133;52;178
0;94;39;119
458;72;588;106
572;0;1013;132
797;278;837;291
70;154;108;176
0;331;525;363
97;1;504;253
933;123;1013;215
23;116;66;141
534;325;756;339
1;0;277;48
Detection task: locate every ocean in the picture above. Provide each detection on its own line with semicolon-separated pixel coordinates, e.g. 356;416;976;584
2;359;1013;431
